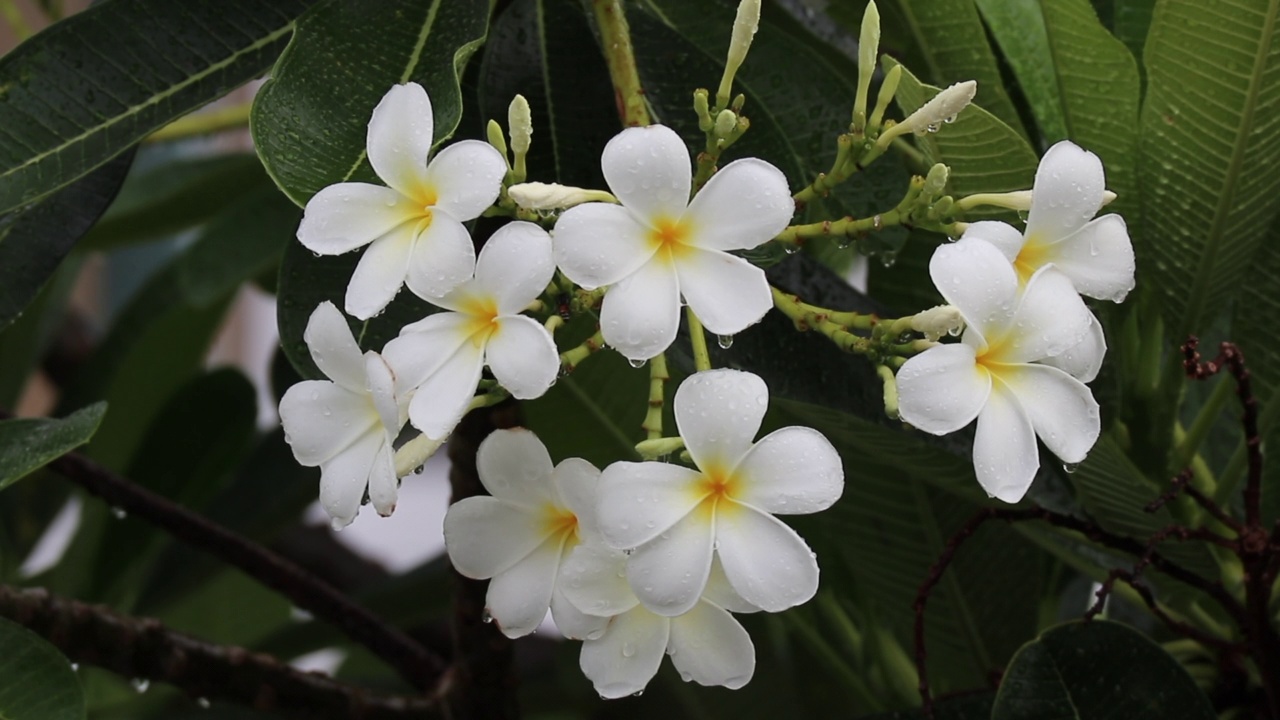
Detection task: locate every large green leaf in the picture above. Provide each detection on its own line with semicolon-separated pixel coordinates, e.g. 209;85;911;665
0;616;85;720
0;402;106;493
176;187;300;306
0;255;82;409
1113;0;1157;67
1137;0;1280;338
0;0;315;214
523;348;648;468
971;0;1068;141
251;0;491;205
991;620;1214;719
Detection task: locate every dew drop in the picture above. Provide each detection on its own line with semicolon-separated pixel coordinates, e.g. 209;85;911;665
717;334;734;349
1062;462;1080;474
628;358;646;369
622;642;636;658
481;609;494;624
131;678;151;694
111;507;128;520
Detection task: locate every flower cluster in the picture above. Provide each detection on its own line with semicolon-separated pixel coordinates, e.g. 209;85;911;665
895;141;1134;502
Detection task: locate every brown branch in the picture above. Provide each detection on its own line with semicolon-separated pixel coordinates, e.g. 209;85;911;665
1146;468;1243;534
1183;337;1261;527
0;585;445;720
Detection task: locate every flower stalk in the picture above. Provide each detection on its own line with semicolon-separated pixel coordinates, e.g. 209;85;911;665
592;0;651;126
641;353;669;440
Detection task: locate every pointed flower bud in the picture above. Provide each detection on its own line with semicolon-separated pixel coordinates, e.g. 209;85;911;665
717;0;761;104
909;304;964;341
877;80;976;147
508;182;618;210
922;163;950;199
486;118;508;161
852;0;880;131
714;108;737;138
868;63;901;131
508;94;532;156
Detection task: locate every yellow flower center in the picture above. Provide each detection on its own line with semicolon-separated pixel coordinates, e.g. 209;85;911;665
542;505;580;541
693;464;741;520
1013;234;1051;285
457;295;501;347
647;217;694;263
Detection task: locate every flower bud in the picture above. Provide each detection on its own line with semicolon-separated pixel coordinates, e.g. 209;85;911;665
508;94;532;156
922;163;949;198
714;109;737;138
910;305;964;341
486;119;508;160
877;80;976;147
868;63;901;132
508;182;617;210
718;0;761;103
852;1;880;131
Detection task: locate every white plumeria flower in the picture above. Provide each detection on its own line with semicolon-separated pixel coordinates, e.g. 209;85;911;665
279;302;407;530
296;82;508;320
561;543;757;698
596;369;844;616
552;125;794;361
381;221;560;442
896;238;1101;503
968;140;1135;302
443;428;607;639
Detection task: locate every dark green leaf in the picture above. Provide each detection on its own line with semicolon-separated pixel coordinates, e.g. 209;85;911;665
0;616;84;720
177;187;301;306
859;692;994;719
991;620;1214;719
972;0;1068;141
0;402;106;493
1113;0;1157;68
0;255;83;409
251;0;491;205
523;348;648;467
1137;0;1280;338
0;0;315;213
0;151;132;330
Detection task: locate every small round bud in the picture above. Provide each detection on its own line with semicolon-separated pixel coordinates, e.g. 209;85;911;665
714;109;737;138
922;163;950;197
508;95;532;156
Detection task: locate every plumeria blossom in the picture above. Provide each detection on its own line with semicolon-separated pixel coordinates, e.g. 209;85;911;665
443;428;607;639
561;543;757;698
966;140;1135;302
381;221;560;442
552;125;794;361
296;82;507;320
896;238;1101;503
279;302;407;530
596;369;844;616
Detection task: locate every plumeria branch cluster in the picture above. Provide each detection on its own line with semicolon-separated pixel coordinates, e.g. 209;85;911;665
275;0;1134;698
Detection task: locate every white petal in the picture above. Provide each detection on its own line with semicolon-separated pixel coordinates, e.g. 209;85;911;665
345;223;414;320
475;221;556;314
551;583;610;641
318;430;384;530
366;83;434;200
406;339;484;439
675;249;772;336
364;352;400;435
972;380;1038;502
280;381;377;465
896;344;992;435
668;601;755;689
367;441;398;516
405;213;477;300
487;534;562;638
1044;215;1135;302
998;267;1092;363
475;428;557;507
702;557;759;614
444;496;549;578
553;458;603;542
422;140;507;221
999;364;1100;464
599;258;681;361
580;606;670;699
560;543;640;618
683;158;793;251
731;427;843;514
1042;311;1107;382
598;461;704;549
486;315;559;400
552;203;657;289
601;125;691;221
960;220;1025;263
297;183;419;256
303;301;366;393
675;369;768;472
627;511;715;617
1025;141;1106;243
381;313;470;396
929;237;1019;338
715;503;819;612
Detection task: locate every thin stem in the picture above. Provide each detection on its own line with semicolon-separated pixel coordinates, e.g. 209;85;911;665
559;328;605;372
686;308;712;372
774;210;903;249
592;0;650;127
0;0;31;40
642;353;669;440
148;104;252;142
1170;374;1234;476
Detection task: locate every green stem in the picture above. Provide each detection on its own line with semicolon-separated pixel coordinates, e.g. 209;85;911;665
1170;374;1233;476
642;353;669;440
793;134;856;205
592;0;651;127
774;210;904;249
148;104;252;142
770;286;876;357
878;364;899;419
559;329;606;372
635;436;685;460
686;308;712;372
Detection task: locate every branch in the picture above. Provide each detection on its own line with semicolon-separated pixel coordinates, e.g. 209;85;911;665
592;0;650;127
0;585;445;720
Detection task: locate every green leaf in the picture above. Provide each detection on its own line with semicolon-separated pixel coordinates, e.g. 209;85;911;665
972;0;1069;141
991;620;1215;719
0;616;85;720
859;693;993;719
1137;0;1280;338
177;187;301;306
0;151;132;330
0;402;106;493
0;255;83;409
251;0;491;205
1113;0;1157;68
523;348;648;468
0;0;316;214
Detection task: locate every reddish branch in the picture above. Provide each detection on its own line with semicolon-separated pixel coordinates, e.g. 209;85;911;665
0;585;444;719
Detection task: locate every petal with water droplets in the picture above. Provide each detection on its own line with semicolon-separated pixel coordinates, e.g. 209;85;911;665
423;140;507;221
675;248;772;336
626;510;715;617
674;369;768;472
1025;141;1106;243
1044;214;1134;302
444;495;549;578
366;83;434;199
972;380;1038;503
999;363;1099;464
579;606;669;699
715;503;819;612
601;125;691;221
683;158;793;251
599;258;681;362
896;344;991;435
302;302;365;393
487;315;559;400
296;183;418;256
668;600;755;689
486;534;562;638
597;461;703;549
731;426;843;514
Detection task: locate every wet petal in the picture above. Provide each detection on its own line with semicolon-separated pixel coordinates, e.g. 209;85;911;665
475;428;556;507
367;441;398;516
999;267;1092;364
599;258;681;361
715;503;819;612
1044;214;1134;302
732;427;843;514
444;496;549;578
487;534;562;638
675;249;772;336
929;237;1019;338
297;183;418;256
487;315;559;400
345;223;414;320
972;380;1038;502
381;313;471;397
366;82;434;199
475;221;556;314
683;158;793;251
553;458;603;542
674;369;768;472
551;584;610;641
668;601;755;689
1042;311;1106;382
318;430;383;530
302;301;365;393
560;543;640;618
405;339;484;439
601;125;691;221
960;220;1024;263
1025;141;1107;243
423;140;507;221
627;511;715;617
580;606;670;699
598;461;704;549
280;381;378;465
701;557;758;614
999;364;1100;464
364;352;401;434
405;212;477;300
552;203;656;289
896;344;991;435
